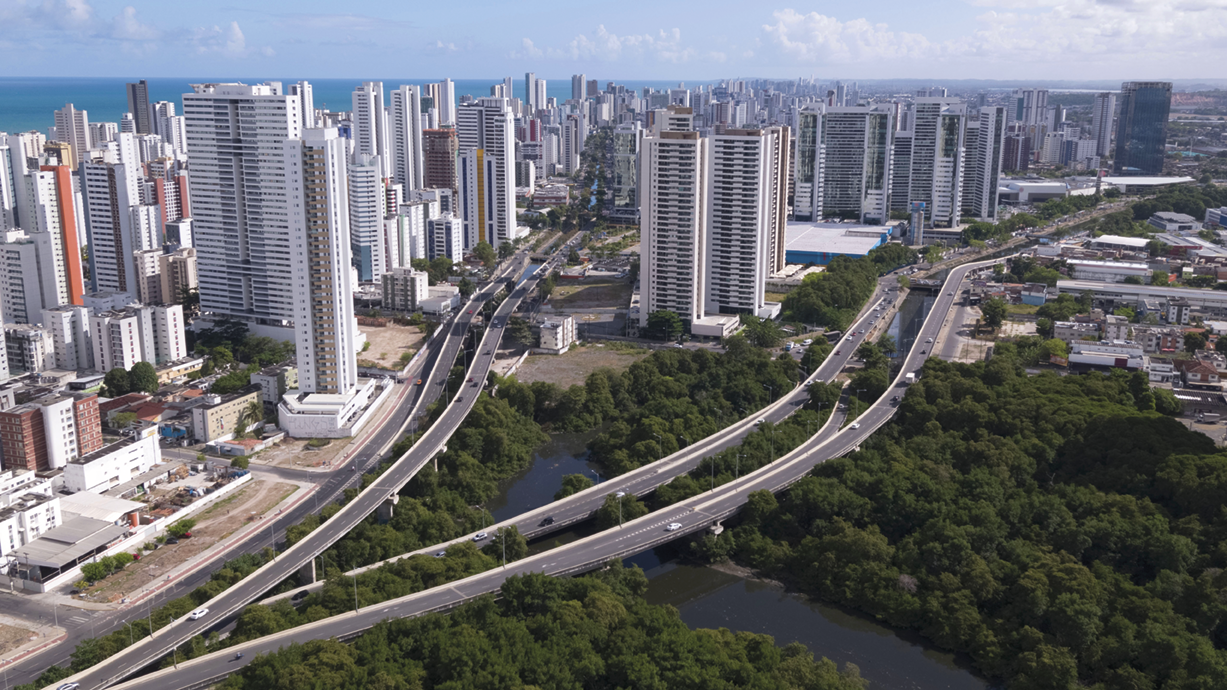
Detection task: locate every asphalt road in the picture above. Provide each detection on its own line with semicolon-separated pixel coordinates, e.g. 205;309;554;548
43;254;544;690
264;275;905;603
105;259;999;690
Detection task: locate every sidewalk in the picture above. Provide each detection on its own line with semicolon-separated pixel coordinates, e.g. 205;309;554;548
0;611;65;666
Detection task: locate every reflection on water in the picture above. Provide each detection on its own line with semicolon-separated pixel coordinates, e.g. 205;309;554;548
635;550;994;690
487;429;602;522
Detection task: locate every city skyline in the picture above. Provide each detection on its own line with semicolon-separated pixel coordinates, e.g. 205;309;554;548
1;0;1225;80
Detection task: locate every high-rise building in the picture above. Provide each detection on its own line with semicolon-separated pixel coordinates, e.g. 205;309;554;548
436;79;456;126
572;74;586;101
80;133;155;295
1091;92;1116;159
29;164;86;306
90;303;186;369
52;104;90;168
422;128;459;194
381;267;429;311
0;231;61;323
389;85;424;192
794;105;893;223
457;98;517;249
352;82;391;180
126;80;152;135
1114;81;1172;176
427;214;464;262
639;107;706;327
905;99;966;228
288;81;315;128
561;113;585;174
533;79;547;115
182;82;302;334
610;122;642;221
159;246;198;305
704;126;789;318
347;154;386;281
525;72;538;111
284;128;357;396
41;305;93;371
587;79;599;99
961;106;1006;221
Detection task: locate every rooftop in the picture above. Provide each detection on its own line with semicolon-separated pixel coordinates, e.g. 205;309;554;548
785;222;893;255
1090;234;1150;248
14;516;128;569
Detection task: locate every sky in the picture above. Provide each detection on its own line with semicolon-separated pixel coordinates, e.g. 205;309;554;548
1;0;1226;81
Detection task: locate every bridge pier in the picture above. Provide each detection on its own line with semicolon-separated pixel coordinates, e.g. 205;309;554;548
707;521;725;536
298;559;316;586
377;495;399;523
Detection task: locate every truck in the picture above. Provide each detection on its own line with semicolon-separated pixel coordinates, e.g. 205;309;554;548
904;372;916;385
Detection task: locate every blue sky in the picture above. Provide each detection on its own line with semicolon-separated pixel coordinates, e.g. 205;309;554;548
1;0;1225;80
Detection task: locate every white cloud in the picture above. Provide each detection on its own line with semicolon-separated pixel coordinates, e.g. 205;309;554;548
190;21;266;57
513;25;697;63
759;2;1227;74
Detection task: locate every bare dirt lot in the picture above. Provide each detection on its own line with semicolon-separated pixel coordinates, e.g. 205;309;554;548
514;342;650;388
358;323;425;371
81;480;299;603
0;620;36;658
549;278;633;311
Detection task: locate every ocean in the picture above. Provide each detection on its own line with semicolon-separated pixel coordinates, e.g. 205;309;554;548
0;77;701;134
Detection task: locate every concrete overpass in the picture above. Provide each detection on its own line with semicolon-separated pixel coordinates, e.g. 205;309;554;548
89;256;998;690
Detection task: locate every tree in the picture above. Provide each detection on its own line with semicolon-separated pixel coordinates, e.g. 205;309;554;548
481;526;528;563
595;493;649;529
555;473;594;500
1040;339;1068;360
922;244;946;264
981;297;1008;330
210;346;235;370
472;241;496;267
646;310;683;342
567;248;582;265
112;412;139;429
128;361;159;394
231;457;250;470
1152;270;1170;286
457;277;476;298
741;315;783;348
167;518;196;538
236;400;264;438
1185;330;1207;353
897;274;910;290
179;286;201;316
1123;275;1144;285
1216;336;1227;355
877;334;897;356
498;242;515;259
539;273;556;301
103;368;130;397
506;317;535;348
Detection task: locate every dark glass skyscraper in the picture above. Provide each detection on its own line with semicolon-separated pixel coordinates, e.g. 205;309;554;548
1113;81;1171;176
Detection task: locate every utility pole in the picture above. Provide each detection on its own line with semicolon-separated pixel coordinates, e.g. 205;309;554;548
147;600;154;638
352;566;359;613
737;453;745;480
501;530;507;568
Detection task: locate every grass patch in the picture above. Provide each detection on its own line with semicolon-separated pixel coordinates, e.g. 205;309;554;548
765;291;791;302
196;485;253;521
1006;303;1040;315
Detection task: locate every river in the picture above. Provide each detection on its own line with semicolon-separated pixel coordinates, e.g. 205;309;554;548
501;431;993;690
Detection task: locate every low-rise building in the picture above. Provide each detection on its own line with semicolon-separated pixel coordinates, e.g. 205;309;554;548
536;316;576;354
1054;320;1101;346
1175;359;1222;389
1069;340;1146;370
420;284;460;315
4;324;54;374
1068;259;1151;283
190;386;261;443
63;424;162;493
1148;212;1202;233
381;267;429;311
156;357;204;384
0;473;61;560
1206;207;1227;229
250;365;298;406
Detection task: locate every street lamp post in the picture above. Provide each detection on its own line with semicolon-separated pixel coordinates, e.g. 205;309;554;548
762;383;774;402
737;453;745;480
652;433;662;460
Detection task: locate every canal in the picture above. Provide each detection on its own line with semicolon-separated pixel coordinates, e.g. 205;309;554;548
503;430;992;689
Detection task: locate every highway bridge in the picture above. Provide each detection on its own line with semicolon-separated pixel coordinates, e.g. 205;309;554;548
84;256;998;690
44;245;570;690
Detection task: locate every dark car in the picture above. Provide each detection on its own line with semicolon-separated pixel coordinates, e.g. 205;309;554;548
292;590;309;602
540;516;555;526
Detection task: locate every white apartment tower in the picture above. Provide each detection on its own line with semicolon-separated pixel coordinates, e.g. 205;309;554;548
284;128;358;395
80;133;151;295
53;104;90;168
347;154;386;282
352;82;392;180
1091;92;1116;159
704;126;789;318
389;85;425;192
41;305;93;370
572;74;586;101
182;82;302;332
288;81;315;128
638;107;706;327
961;106;1006;221
457;98;517;250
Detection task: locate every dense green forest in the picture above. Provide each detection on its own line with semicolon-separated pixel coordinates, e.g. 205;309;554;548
497;337;803;475
694;351;1227;689
218;566;868;690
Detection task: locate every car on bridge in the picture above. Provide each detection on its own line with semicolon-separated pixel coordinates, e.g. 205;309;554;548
665;523;682;532
189;607;209;620
473;532;488;541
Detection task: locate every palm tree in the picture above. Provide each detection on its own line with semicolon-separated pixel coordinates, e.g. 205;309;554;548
235;400;264;439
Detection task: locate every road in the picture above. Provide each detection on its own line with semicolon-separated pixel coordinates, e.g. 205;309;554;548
103;258;997;690
262;274;905;602
40;252;551;690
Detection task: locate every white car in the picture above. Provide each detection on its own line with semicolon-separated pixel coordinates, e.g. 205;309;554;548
615;491;627;498
802;339;813;346
850;423;861;429
188;608;209;620
473;532;488;541
665;523;683;532
755;417;766;425
925;337;933;343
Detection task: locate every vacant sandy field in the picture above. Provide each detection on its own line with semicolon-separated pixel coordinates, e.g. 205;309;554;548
358;323;425;370
0;620;36;658
514;343;650;388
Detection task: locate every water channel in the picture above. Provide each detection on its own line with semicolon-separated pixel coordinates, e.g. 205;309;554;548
492;422;992;690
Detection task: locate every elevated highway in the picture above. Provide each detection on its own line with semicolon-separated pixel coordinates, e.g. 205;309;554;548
96;257;999;690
